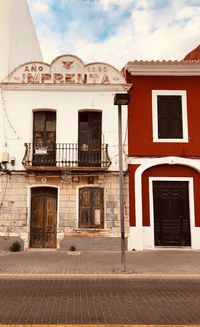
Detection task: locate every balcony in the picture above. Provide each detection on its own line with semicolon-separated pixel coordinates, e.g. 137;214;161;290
22;143;111;171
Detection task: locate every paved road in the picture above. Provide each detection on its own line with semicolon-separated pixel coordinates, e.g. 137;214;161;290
0;250;199;325
0;276;199;325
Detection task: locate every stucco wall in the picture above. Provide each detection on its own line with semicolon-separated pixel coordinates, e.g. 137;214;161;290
127;75;200;157
0;88;128;172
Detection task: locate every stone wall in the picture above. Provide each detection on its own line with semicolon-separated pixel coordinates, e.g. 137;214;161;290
0;172;129;250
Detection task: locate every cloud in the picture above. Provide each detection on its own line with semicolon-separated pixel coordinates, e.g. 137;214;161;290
99;0;134;11
28;0;200;69
30;0;50;14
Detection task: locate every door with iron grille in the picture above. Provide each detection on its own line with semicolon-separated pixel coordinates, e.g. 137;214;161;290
30;187;57;248
153;181;191;246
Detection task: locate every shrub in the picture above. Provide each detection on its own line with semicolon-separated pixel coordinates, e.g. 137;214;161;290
10;241;21;252
69;245;76;252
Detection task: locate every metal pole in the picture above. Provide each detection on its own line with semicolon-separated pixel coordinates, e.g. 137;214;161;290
118;104;126;271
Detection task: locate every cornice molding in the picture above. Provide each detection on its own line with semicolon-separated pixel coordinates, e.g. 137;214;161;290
0;83;132;92
125;60;200;76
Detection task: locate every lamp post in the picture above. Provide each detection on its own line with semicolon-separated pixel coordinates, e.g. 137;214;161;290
114;93;130;272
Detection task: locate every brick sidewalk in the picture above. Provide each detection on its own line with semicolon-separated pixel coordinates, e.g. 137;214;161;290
0;249;199;275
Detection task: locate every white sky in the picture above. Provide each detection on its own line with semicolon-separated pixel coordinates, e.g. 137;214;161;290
28;0;200;68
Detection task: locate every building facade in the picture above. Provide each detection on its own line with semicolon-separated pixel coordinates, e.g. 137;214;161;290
0;55;130;250
0;0;131;251
125;56;200;250
2;1;200;252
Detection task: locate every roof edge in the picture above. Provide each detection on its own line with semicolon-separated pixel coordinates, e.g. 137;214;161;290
125;60;200;76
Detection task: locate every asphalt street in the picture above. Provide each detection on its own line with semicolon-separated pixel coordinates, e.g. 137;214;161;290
0;276;199;324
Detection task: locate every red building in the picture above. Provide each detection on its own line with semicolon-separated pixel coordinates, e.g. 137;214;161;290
125;45;200;250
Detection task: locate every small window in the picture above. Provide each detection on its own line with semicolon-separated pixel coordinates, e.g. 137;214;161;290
152;90;188;143
79;187;104;228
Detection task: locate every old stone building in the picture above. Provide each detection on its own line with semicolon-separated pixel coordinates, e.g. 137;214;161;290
0;1;130;250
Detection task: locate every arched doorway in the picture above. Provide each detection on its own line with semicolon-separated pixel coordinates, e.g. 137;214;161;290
30;187;57;248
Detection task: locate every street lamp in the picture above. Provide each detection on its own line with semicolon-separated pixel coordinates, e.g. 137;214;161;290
114;93;130;272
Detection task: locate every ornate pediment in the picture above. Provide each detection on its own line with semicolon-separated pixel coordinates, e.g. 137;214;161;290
4;54;126;85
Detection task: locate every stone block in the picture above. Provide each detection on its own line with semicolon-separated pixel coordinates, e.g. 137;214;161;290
13;201;26;208
69;208;76;214
69;195;76;201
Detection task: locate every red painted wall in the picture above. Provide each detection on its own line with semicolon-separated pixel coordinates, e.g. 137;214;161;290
127;75;200;157
141;164;200;227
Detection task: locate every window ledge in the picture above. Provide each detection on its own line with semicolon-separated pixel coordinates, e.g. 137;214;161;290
153;138;189;143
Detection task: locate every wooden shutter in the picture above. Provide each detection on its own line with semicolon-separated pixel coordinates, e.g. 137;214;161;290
78;112;102;166
157;95;183;139
79;187;104;228
33;111;56;165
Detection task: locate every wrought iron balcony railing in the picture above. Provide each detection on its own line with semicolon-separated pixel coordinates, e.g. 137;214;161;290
22;143;111;170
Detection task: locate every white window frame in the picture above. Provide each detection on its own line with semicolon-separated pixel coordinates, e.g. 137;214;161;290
152;90;188;143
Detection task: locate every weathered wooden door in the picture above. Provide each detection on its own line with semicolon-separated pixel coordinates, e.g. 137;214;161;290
153;181;191;246
78;112;102;166
30;187;57;248
79;187;104;228
33;111;56;166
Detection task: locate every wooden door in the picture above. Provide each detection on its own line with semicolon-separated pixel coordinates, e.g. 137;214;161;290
78;112;102;166
153;181;191;246
33;111;56;166
30;187;57;248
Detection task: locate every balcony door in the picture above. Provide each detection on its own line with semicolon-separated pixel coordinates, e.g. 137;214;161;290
78;111;102;167
33;111;56;166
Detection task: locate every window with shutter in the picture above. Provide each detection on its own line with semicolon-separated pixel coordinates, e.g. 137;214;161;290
157;95;183;139
79;187;104;228
152;90;188;143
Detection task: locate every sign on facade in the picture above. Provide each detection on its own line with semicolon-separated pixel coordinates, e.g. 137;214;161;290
5;55;126;85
